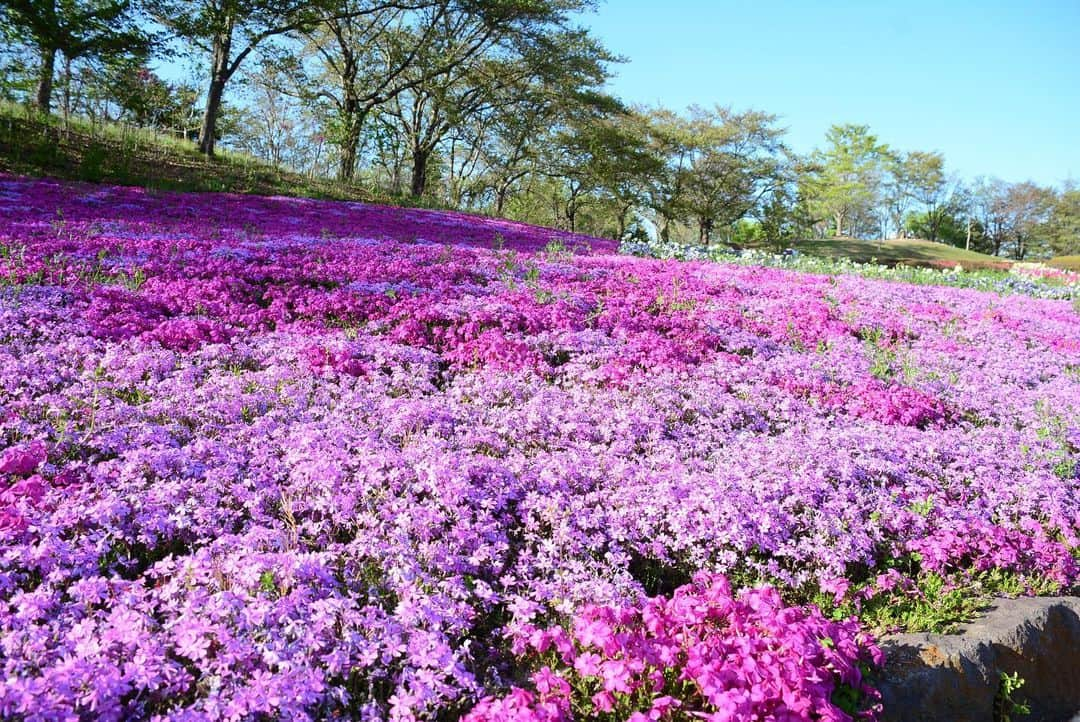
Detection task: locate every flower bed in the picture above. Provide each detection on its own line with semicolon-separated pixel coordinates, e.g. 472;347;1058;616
0;176;1077;720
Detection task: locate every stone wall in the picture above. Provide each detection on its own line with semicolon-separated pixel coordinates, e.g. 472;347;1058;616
876;596;1080;722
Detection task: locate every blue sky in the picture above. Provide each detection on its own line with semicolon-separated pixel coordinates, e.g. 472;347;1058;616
575;0;1079;186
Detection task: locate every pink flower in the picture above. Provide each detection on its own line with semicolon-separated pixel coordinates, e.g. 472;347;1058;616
591;690;615;713
649;695;681;719
600;659;634;693
530;667;569;699
0;441;47;477
1;474;48;504
820;577;850;604
573;651;602;677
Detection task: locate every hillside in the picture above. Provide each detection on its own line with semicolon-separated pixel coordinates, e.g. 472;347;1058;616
0;102;372;202
744;237;1011;270
1050;255;1080;271
1;175;1077;719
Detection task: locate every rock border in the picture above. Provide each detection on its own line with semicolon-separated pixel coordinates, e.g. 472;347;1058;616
875;596;1080;722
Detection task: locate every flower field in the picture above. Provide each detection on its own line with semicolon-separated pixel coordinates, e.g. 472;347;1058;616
1;175;1078;721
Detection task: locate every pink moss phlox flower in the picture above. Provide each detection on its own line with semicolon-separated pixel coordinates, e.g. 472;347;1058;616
0;175;1073;720
0;441;47;477
475;573;884;721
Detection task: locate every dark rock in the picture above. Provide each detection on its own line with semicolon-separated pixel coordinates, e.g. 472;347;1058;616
876;596;1080;722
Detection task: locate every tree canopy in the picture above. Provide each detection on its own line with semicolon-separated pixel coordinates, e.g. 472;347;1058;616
0;0;151;111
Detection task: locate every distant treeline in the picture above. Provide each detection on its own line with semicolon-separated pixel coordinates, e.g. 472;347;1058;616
1;0;1077;258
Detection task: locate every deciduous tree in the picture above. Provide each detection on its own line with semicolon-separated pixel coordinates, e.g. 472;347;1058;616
0;0;150;112
147;0;375;155
1042;184;1080;257
805;124;889;238
678;105;787;244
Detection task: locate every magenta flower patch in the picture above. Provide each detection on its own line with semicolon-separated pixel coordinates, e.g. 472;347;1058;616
0;175;1075;720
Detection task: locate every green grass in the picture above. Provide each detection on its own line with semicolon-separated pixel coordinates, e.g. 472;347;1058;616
744;237;1012;270
811;566;1065;636
0;101;375;202
1049;255;1080;271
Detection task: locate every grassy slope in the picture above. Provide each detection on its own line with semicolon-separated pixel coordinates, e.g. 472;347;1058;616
1049;255;1080;271
744;237;1012;270
0;102;373;202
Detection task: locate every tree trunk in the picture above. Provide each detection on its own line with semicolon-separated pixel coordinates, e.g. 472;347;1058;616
659;215;672;243
616;203;630;240
928;207;940;242
199;77;227;155
334;37;360;181
198;30;233;156
495;184;509;216
35;47;57;112
61;55;73;122
699;217;714;245
447;138;458;205
309;137;324;179
410;148;429;198
834;210;844;238
338;104;361;182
